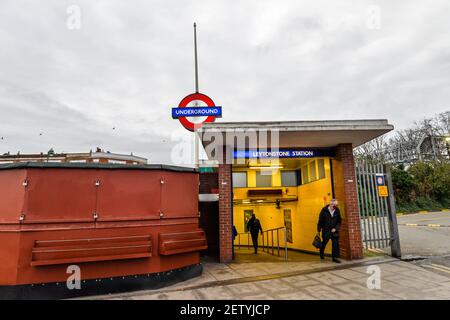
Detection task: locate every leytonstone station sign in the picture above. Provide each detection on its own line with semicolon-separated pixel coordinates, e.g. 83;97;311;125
172;93;222;132
233;148;335;159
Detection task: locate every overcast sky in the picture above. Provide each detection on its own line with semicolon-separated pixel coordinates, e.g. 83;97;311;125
0;0;449;164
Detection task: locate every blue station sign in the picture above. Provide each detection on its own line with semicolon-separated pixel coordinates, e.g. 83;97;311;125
233;149;334;159
172;106;222;119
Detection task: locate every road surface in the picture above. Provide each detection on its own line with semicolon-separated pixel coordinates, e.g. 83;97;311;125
396;211;450;257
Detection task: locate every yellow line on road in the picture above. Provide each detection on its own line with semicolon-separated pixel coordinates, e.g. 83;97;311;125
400;223;449;227
425;264;450;275
431;264;450;272
417;216;450;222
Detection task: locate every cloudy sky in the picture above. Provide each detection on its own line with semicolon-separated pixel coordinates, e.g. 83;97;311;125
0;0;449;165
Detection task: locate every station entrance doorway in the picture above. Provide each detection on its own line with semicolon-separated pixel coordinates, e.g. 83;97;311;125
232;156;335;262
199;119;395;263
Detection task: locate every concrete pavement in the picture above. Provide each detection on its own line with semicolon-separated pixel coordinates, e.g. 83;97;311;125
86;254;388;300
83;211;450;300
86;254;450;300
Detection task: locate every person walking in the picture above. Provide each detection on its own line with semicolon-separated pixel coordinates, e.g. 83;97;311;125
317;199;342;263
232;225;238;259
246;214;263;254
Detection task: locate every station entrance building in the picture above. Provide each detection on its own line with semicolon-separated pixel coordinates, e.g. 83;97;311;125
199;120;394;263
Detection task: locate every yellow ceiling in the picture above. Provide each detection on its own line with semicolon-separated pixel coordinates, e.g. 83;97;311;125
233;157;322;170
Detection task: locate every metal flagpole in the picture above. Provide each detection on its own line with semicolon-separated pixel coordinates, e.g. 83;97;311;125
194;22;199;93
193;22;199;168
194;128;199;169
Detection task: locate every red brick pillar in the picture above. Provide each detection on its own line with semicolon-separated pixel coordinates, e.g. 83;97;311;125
218;163;233;263
335;144;364;260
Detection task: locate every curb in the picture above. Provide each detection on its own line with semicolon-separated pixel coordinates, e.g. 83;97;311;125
397;210;450;216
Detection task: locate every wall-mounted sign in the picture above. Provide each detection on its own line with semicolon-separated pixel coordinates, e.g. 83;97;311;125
284;209;293;243
244;210;253;233
172;93;222;132
375;174;385;186
378;186;388;197
172;106;222;118
233;148;334;159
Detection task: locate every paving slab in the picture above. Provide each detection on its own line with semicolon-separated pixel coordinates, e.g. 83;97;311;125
84;255;450;300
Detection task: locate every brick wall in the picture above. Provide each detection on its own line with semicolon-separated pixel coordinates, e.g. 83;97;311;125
334;144;364;260
218;164;233;263
199;172;219;194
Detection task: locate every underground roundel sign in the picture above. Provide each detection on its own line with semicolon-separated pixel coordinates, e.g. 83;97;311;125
171;93;222;132
375;174;385;186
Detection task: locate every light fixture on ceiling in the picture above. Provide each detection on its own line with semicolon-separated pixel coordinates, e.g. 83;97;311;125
248;165;283;170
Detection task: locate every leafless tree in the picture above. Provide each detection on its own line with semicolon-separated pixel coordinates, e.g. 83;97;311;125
355;111;450;164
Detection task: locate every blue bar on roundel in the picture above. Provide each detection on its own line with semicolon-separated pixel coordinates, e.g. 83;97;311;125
171;106;222;119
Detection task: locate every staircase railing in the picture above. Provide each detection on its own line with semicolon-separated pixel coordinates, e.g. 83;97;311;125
234;226;288;261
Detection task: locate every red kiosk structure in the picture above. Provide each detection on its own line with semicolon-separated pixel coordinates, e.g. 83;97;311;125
0;163;206;299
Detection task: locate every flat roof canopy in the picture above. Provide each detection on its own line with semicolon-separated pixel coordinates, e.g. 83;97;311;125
200;119;394;150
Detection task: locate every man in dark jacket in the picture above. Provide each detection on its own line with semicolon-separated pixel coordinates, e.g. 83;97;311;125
232;225;238;241
247;214;263;254
317;199;342;263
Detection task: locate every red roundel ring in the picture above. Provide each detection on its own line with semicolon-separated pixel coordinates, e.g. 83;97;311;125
178;93;216;131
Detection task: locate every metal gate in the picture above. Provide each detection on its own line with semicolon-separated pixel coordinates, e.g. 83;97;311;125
355;161;401;258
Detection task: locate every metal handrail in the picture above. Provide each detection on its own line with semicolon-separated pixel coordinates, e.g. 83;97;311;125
234;226;288;261
235;232;251;251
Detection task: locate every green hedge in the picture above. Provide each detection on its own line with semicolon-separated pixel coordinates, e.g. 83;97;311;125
392;161;450;213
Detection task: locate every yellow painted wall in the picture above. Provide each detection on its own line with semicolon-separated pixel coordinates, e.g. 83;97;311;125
295;168;332;253
232;158;333;254
331;158;346;219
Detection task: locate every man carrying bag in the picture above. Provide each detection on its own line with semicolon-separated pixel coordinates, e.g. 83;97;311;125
316;199;342;263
